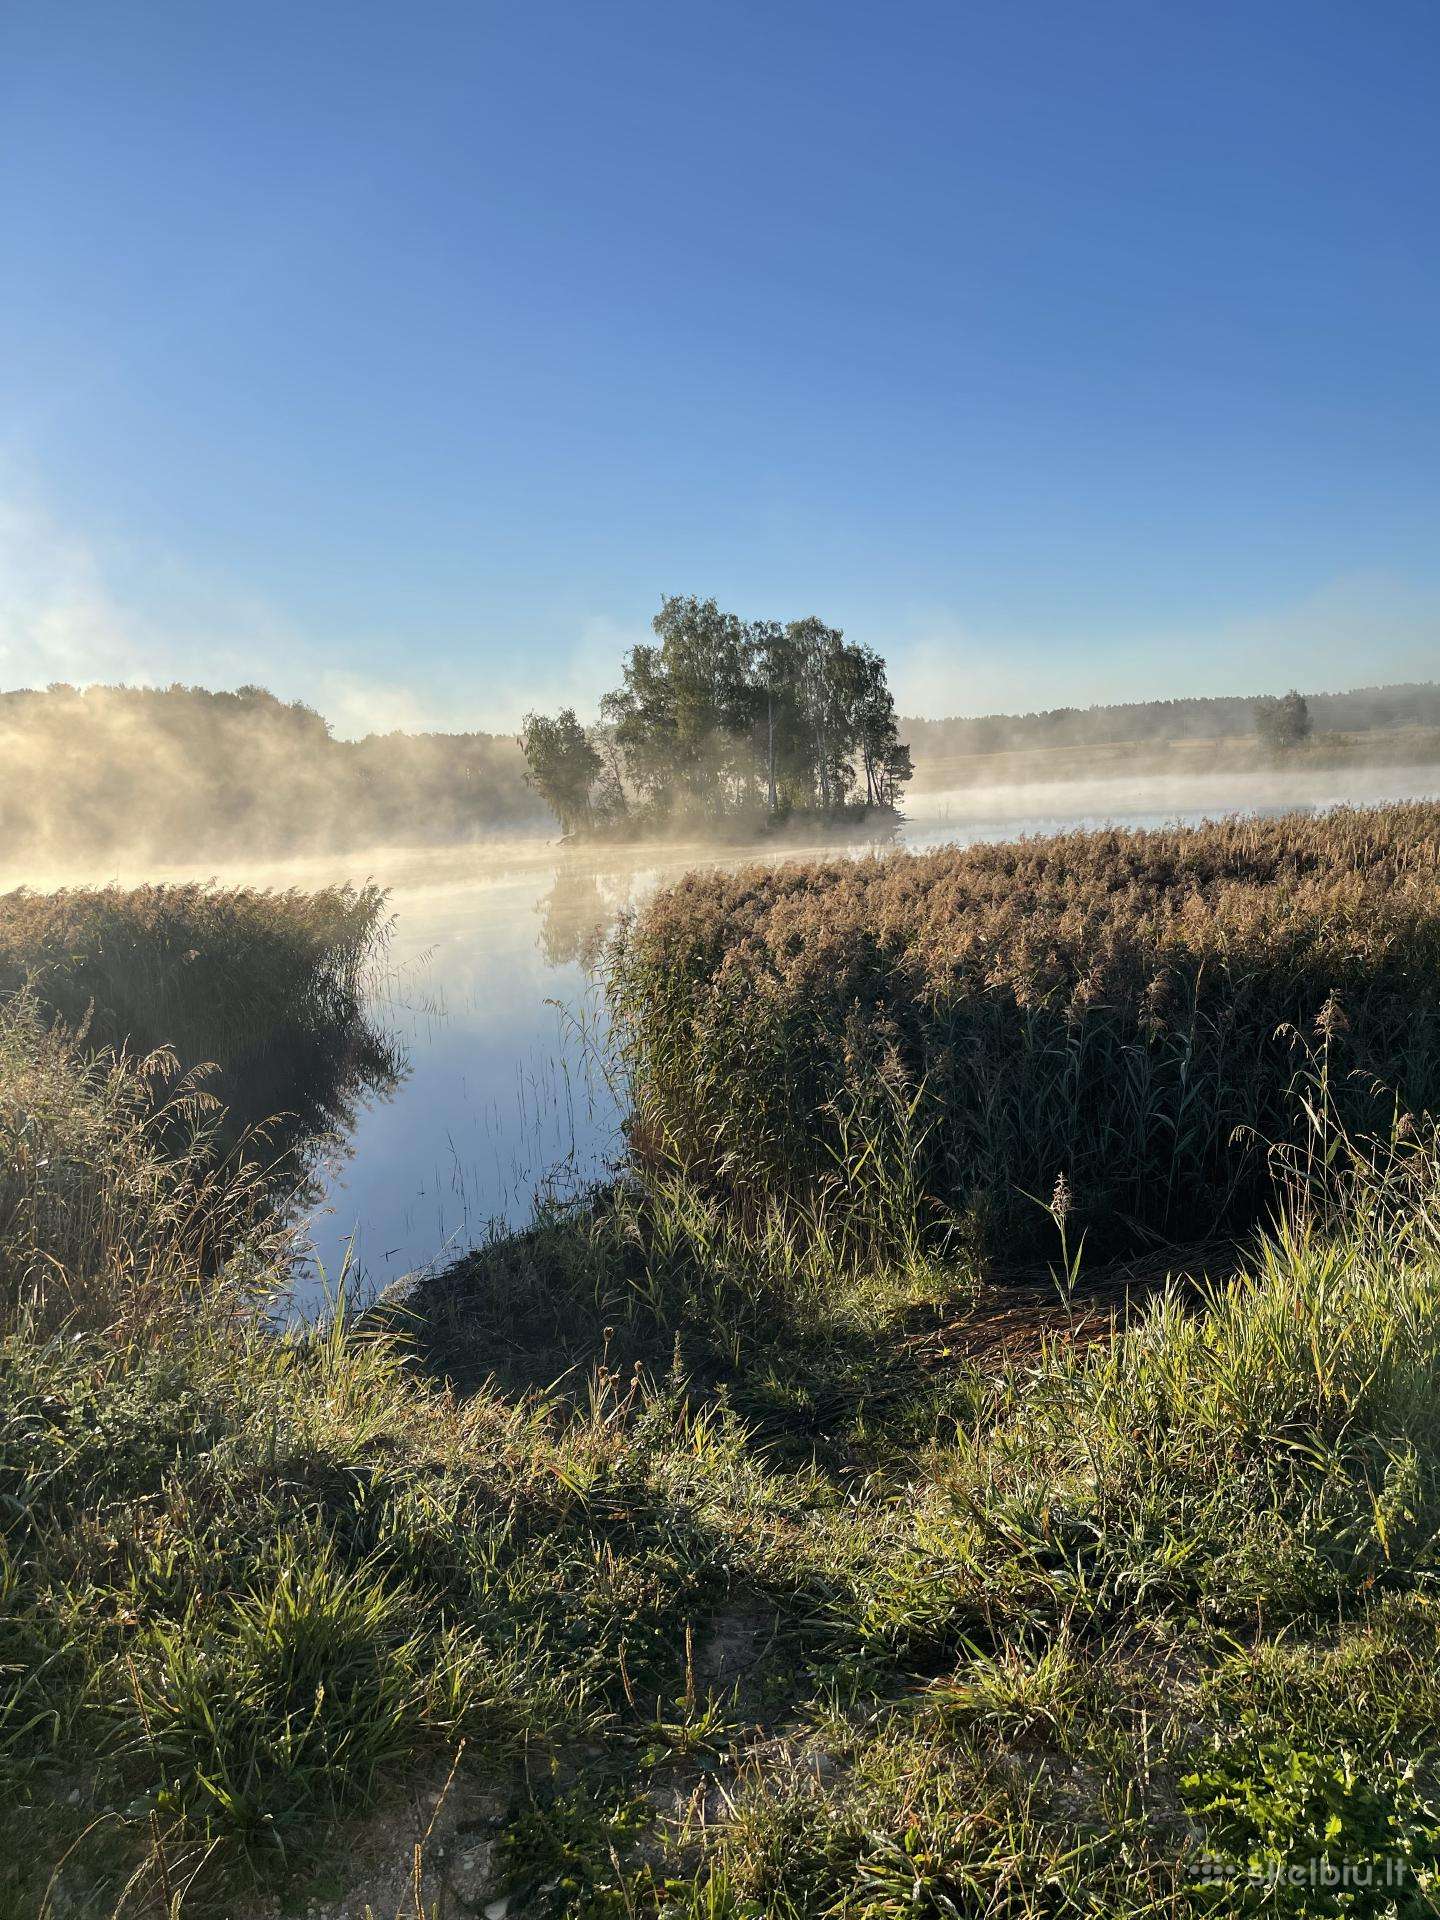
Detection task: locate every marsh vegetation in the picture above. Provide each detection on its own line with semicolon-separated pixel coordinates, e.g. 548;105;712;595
610;804;1440;1257
6;796;1440;1916
0;881;401;1220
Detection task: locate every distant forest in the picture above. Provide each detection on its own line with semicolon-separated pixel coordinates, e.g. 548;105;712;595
3;675;1439;864
0;683;544;862
905;682;1440;758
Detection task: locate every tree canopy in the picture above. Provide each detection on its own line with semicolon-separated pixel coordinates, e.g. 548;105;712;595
522;595;911;833
1253;689;1313;753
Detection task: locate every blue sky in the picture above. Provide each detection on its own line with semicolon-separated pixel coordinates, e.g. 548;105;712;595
1;0;1436;733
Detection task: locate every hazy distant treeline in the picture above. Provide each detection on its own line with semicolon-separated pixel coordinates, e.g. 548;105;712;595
904;682;1440;758
0;683;545;864
8;676;1440;867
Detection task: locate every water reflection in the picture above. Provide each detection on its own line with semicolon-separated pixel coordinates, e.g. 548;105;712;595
299;854;619;1299
233;1003;407;1221
534;858;626;970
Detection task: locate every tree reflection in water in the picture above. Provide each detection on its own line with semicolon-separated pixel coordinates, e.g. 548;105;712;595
534;857;629;971
217;1004;407;1220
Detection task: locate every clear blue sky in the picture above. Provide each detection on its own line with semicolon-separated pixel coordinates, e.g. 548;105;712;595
2;0;1436;732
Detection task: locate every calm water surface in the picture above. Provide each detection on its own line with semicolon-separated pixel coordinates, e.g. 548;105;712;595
299;763;1440;1303
12;764;1439;1307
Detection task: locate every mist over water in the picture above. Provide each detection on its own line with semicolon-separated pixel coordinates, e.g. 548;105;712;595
7;759;1438;1312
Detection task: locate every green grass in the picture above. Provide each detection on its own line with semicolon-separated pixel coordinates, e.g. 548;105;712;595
11;1030;1440;1915
10;855;1440;1914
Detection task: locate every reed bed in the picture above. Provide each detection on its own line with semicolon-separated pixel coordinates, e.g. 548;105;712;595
0;880;388;1069
0;882;400;1185
609;802;1440;1254
0;993;279;1336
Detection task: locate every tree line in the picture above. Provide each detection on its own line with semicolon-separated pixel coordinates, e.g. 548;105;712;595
905;680;1440;761
521;595;912;834
0;683;542;860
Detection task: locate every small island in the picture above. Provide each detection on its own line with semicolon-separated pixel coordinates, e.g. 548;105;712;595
520;594;913;841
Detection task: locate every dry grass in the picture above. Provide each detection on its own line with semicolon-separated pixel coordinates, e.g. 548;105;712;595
0;994;285;1337
609;802;1440;1254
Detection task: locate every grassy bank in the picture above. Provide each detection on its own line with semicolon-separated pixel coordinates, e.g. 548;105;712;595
10;857;1440;1915
13;1010;1440;1916
609;803;1440;1257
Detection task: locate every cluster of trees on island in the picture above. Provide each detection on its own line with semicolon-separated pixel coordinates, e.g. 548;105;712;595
521;595;913;835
